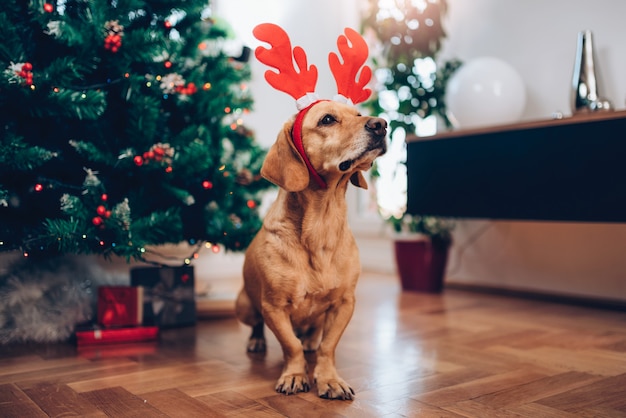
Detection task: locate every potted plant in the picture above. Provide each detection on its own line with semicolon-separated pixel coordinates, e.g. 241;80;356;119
388;214;454;292
361;0;459;292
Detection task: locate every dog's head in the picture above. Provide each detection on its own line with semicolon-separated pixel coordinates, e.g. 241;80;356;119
261;100;387;192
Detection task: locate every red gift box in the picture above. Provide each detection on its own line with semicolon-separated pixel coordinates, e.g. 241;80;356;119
97;286;144;327
75;325;159;346
77;342;158;359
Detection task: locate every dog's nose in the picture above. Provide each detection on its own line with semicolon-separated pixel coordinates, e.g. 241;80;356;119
365;117;387;138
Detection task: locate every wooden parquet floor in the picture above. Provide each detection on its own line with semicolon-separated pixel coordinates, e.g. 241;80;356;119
1;272;626;417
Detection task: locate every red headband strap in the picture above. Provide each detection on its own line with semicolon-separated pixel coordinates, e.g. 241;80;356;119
292;100;327;189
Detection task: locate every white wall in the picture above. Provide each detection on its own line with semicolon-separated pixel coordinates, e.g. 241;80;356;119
440;0;626;119
446;221;626;301
217;0;626;302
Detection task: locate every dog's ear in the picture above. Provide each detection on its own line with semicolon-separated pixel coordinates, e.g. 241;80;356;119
350;171;368;189
261;122;310;192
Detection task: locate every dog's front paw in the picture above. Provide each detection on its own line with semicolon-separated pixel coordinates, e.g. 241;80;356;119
316;378;354;400
246;337;266;353
275;373;310;395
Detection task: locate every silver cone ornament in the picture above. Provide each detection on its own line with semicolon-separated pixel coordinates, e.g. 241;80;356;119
571;30;613;114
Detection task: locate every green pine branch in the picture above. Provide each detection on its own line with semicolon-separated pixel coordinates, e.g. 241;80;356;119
35;89;107;120
0;135;57;171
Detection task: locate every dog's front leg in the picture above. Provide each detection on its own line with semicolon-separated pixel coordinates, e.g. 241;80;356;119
314;295;356;400
262;305;310;395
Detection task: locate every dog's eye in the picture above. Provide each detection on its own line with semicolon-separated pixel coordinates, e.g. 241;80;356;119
320;114;337;126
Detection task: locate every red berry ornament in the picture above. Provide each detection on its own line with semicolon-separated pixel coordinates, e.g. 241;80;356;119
43;3;54;13
92;216;104;226
175;82;198;96
103;20;124;52
134;155;144;166
104;34;122;52
96;205;107;216
17;63;34;86
138;143;174;167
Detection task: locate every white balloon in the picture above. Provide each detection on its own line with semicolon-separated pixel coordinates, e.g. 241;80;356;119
445;57;526;129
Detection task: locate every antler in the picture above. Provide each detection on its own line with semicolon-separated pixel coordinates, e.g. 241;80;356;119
329;28;372;104
253;23;318;103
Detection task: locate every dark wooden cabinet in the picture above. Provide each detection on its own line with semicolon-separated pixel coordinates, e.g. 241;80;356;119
406;110;626;222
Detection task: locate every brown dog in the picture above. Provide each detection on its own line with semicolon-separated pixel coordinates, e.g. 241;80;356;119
235;100;387;400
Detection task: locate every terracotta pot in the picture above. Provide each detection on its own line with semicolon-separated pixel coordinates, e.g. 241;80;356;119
393;236;451;293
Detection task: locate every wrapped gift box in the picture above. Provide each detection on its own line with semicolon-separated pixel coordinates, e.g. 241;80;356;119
75;324;159;346
130;265;196;328
97;286;144;327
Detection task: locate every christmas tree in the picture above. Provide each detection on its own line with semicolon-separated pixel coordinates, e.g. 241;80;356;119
0;0;269;262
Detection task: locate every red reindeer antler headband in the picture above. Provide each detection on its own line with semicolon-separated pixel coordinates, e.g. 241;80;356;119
253;23;372;189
